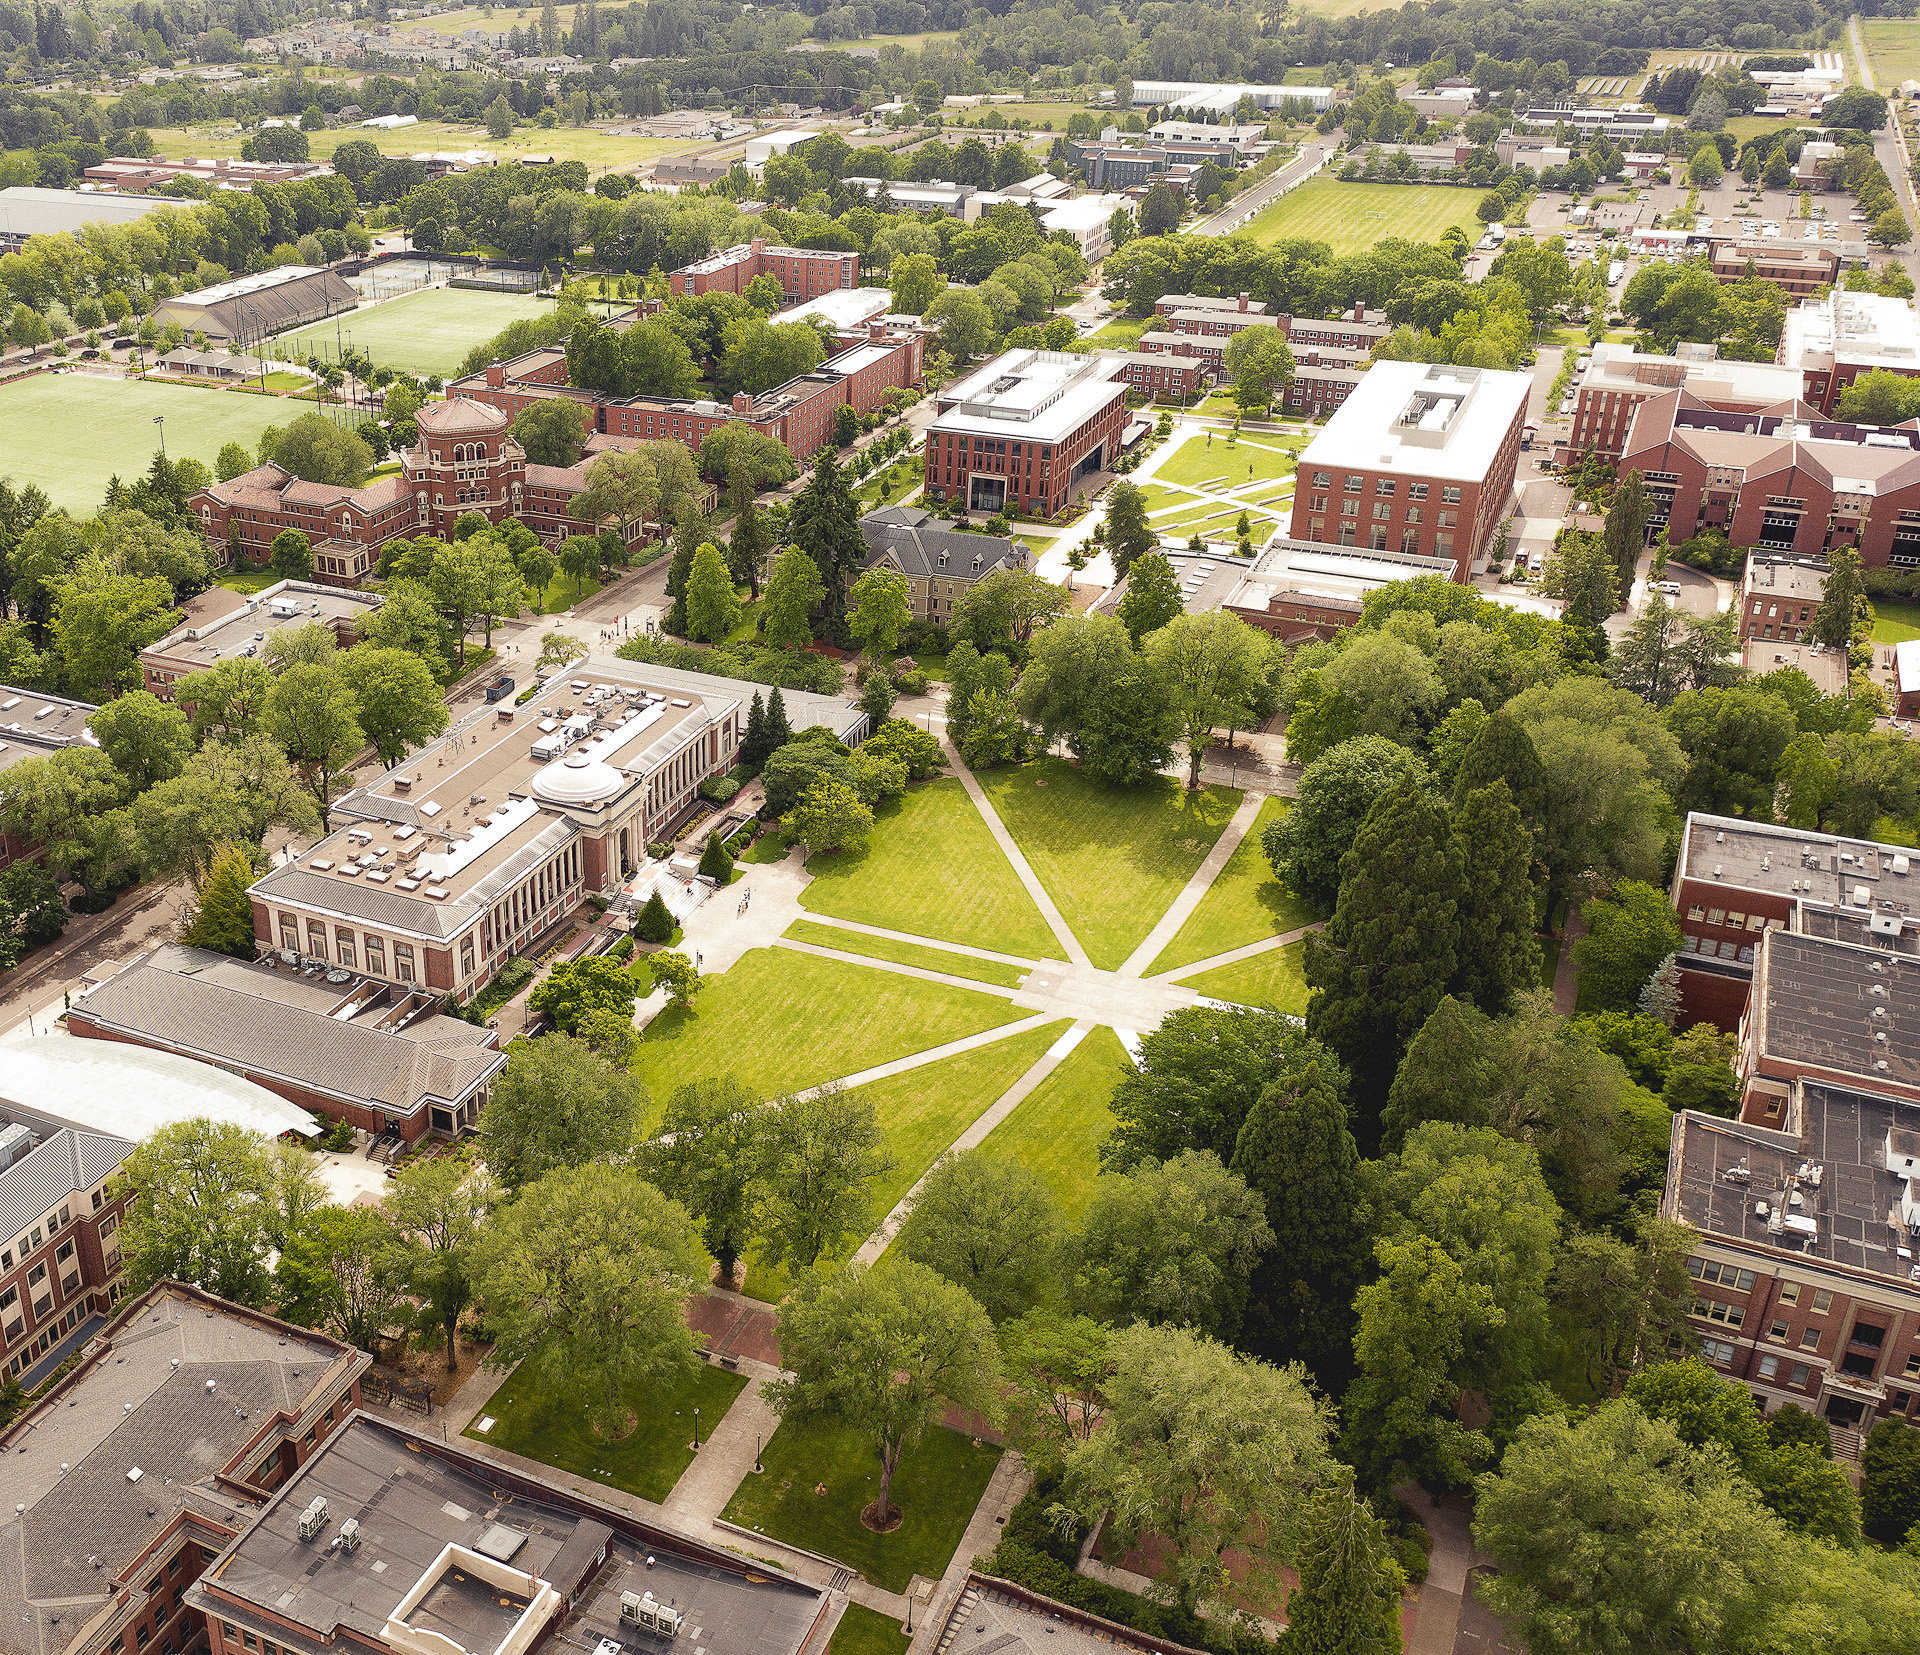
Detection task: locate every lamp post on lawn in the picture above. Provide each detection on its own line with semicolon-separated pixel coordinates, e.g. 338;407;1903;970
692;1407;700;1449
153;415;165;457
754;1434;762;1474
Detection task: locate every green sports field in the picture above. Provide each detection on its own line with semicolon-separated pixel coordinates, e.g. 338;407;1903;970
1240;178;1483;256
274;286;556;379
0;374;295;510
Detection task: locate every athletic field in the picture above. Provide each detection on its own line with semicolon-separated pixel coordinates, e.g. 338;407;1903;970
0;374;294;510
1240;178;1483;256
274;286;556;380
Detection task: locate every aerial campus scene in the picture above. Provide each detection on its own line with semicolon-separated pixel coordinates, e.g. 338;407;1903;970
10;1;1920;1652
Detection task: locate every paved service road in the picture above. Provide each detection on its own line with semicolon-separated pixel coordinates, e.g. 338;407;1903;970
1188;143;1327;236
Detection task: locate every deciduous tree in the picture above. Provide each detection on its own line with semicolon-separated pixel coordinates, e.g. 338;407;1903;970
111;1118;287;1305
641;1077;764;1287
896;1150;1063;1322
756;1085;892;1269
479;1032;642;1191
338;645;448;767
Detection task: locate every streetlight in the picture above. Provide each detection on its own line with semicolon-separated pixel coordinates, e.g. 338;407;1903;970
152;415;165;457
692;1407;701;1449
754;1434;763;1474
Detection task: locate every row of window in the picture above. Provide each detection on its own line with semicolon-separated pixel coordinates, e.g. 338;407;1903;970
4;1299;86;1376
1686;905;1772;931
278;916;415;981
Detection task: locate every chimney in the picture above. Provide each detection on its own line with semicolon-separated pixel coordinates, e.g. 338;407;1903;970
732;392;752;413
1351;303;1365;322
751;236;766;256
869;320;886;340
1238;292;1249;312
485;361;505;389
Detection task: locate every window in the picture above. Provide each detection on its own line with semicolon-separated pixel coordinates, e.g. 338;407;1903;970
1374;480;1395;497
1704;1340;1736;1365
1405;506;1421;524
334;929;356;969
1800;1327;1822;1351
1408;483;1428;499
1372;502;1390;521
1312;472;1330;487
1343;474;1363;492
1694;1298;1744;1328
1442;486;1461;503
1758;1354;1779;1379
1906;1353;1920;1377
1770;1320;1790;1342
1779;1283;1801;1306
394;943;415;983
364;936;385;975
1790;1363;1811;1387
306;919;328;960
1690;1259;1756;1292
1341;499;1358;517
1437;510;1457;529
1814;1290;1833;1314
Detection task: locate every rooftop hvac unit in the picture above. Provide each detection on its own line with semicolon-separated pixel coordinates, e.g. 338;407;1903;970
338;1519;361;1554
619;1593;682;1636
298;1498;330;1542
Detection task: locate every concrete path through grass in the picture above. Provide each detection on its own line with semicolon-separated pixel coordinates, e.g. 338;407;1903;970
1148;923;1320;984
1117;790;1268;978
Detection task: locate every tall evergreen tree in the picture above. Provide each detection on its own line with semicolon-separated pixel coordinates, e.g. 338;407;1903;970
1284;1484;1407;1655
1104;480;1154;582
1229;1060;1366;1396
766;685;793;749
1304;782;1462;1148
1449;779;1542;1017
741;690;771;767
1811;542;1868;651
789;449;865;635
727;474;770;601
1451;708;1548;842
663;514;701;635
1602;468;1649;596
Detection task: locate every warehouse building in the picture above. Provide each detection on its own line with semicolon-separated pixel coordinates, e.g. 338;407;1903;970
0;185;167;253
150;266;360;346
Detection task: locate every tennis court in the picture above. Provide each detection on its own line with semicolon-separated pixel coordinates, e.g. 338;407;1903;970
273;285;557;378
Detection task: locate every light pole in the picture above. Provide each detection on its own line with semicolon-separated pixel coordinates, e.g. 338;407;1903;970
153;414;165;457
754;1434;762;1474
692;1407;701;1449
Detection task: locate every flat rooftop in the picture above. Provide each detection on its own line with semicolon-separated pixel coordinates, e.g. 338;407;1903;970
1297;360;1531;483
1670;1085;1920;1284
170;265;330;304
0;185;166;234
195;1416;828;1655
1758;927;1920;1089
774;286;892;331
1785;289;1920;370
1744;552;1829;601
940;1575;1205;1655
1742;636;1848;693
1677;811;1916;916
0;683;98;778
1581;342;1802;406
933;349;1127;440
0;1285;361;1655
147;581;381;669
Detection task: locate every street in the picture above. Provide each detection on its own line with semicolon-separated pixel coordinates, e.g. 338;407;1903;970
1187;143;1328;236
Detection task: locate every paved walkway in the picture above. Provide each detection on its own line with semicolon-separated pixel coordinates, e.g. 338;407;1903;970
1118;790;1265;977
942;740;1091;966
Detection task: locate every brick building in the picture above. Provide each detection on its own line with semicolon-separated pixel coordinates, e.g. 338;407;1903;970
1107;348;1208;400
451;322;924;473
139;582;379;702
923;349;1130;517
0;685;98;870
1707;239;1842;300
0;1121;130;1385
668;236;858;302
1283;355;1369;418
67;945;506;1143
243;656;865;1004
0;1282;367;1655
858;505;1030;624
1562;343;1803;464
1780;289;1920;416
1288;361;1530;578
190;400;650;582
1615;389;1920;569
187;1415;832;1655
1736;552;1831;643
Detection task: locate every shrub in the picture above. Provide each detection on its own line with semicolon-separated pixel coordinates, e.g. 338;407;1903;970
701;775;741;803
698;829;734;881
609;936;636;964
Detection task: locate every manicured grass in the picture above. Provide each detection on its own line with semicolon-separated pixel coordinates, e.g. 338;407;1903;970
979;1025;1131;1221
1241;177;1482;257
217;569;279;594
1139;482;1203;514
798;778;1060;958
1873;598;1920;644
1084;316;1154;348
722;1415;1001;1591
1154;436;1299;489
467;1352;747;1503
0;374;301;511
739;1018;1069;1305
629;947;1026;1125
136;121;704;174
742;832;796;865
275;285;556;379
975;758;1240;969
782;918;1031;987
828;1603;910;1655
1181;938;1310;1013
1146;796;1312;975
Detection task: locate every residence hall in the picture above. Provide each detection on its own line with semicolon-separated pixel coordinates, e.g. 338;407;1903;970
1288;361;1531;578
1148;294;1391;354
186;1415;833;1655
0;684;98;869
923;348;1131;517
1615;390;1920;568
67;945;507;1143
1779;288;1920;417
1665;810;1916;1030
140;581;379;703
1561;342;1803;464
858;505;1031;624
1661;917;1920;1436
667;235;858;302
190;400;652;584
1706;239;1842;301
1737;552;1832;644
451;321;924;470
0;1282;368;1655
244;656;865;1004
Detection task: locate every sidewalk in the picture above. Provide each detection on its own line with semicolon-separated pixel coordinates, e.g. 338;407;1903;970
941;741;1090;967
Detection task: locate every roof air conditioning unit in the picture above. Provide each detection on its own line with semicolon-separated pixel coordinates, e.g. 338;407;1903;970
298;1497;330;1541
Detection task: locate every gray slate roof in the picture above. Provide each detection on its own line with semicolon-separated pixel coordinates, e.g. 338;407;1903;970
859;507;1028;580
0;1126;130;1240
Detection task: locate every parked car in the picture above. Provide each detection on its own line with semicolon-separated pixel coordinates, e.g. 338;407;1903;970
1654;580;1683;596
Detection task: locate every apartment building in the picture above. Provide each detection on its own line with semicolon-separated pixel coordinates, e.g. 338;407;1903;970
667;237;858;303
1562;343;1802;464
923;349;1131;517
1616;389;1920;569
0;1282;367;1655
1287;361;1530;578
1736;553;1830;644
1707;239;1842;301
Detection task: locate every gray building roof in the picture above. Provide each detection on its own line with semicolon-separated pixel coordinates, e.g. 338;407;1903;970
859;506;1028;580
0;186;166;241
70;947;505;1118
0;1125;129;1244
